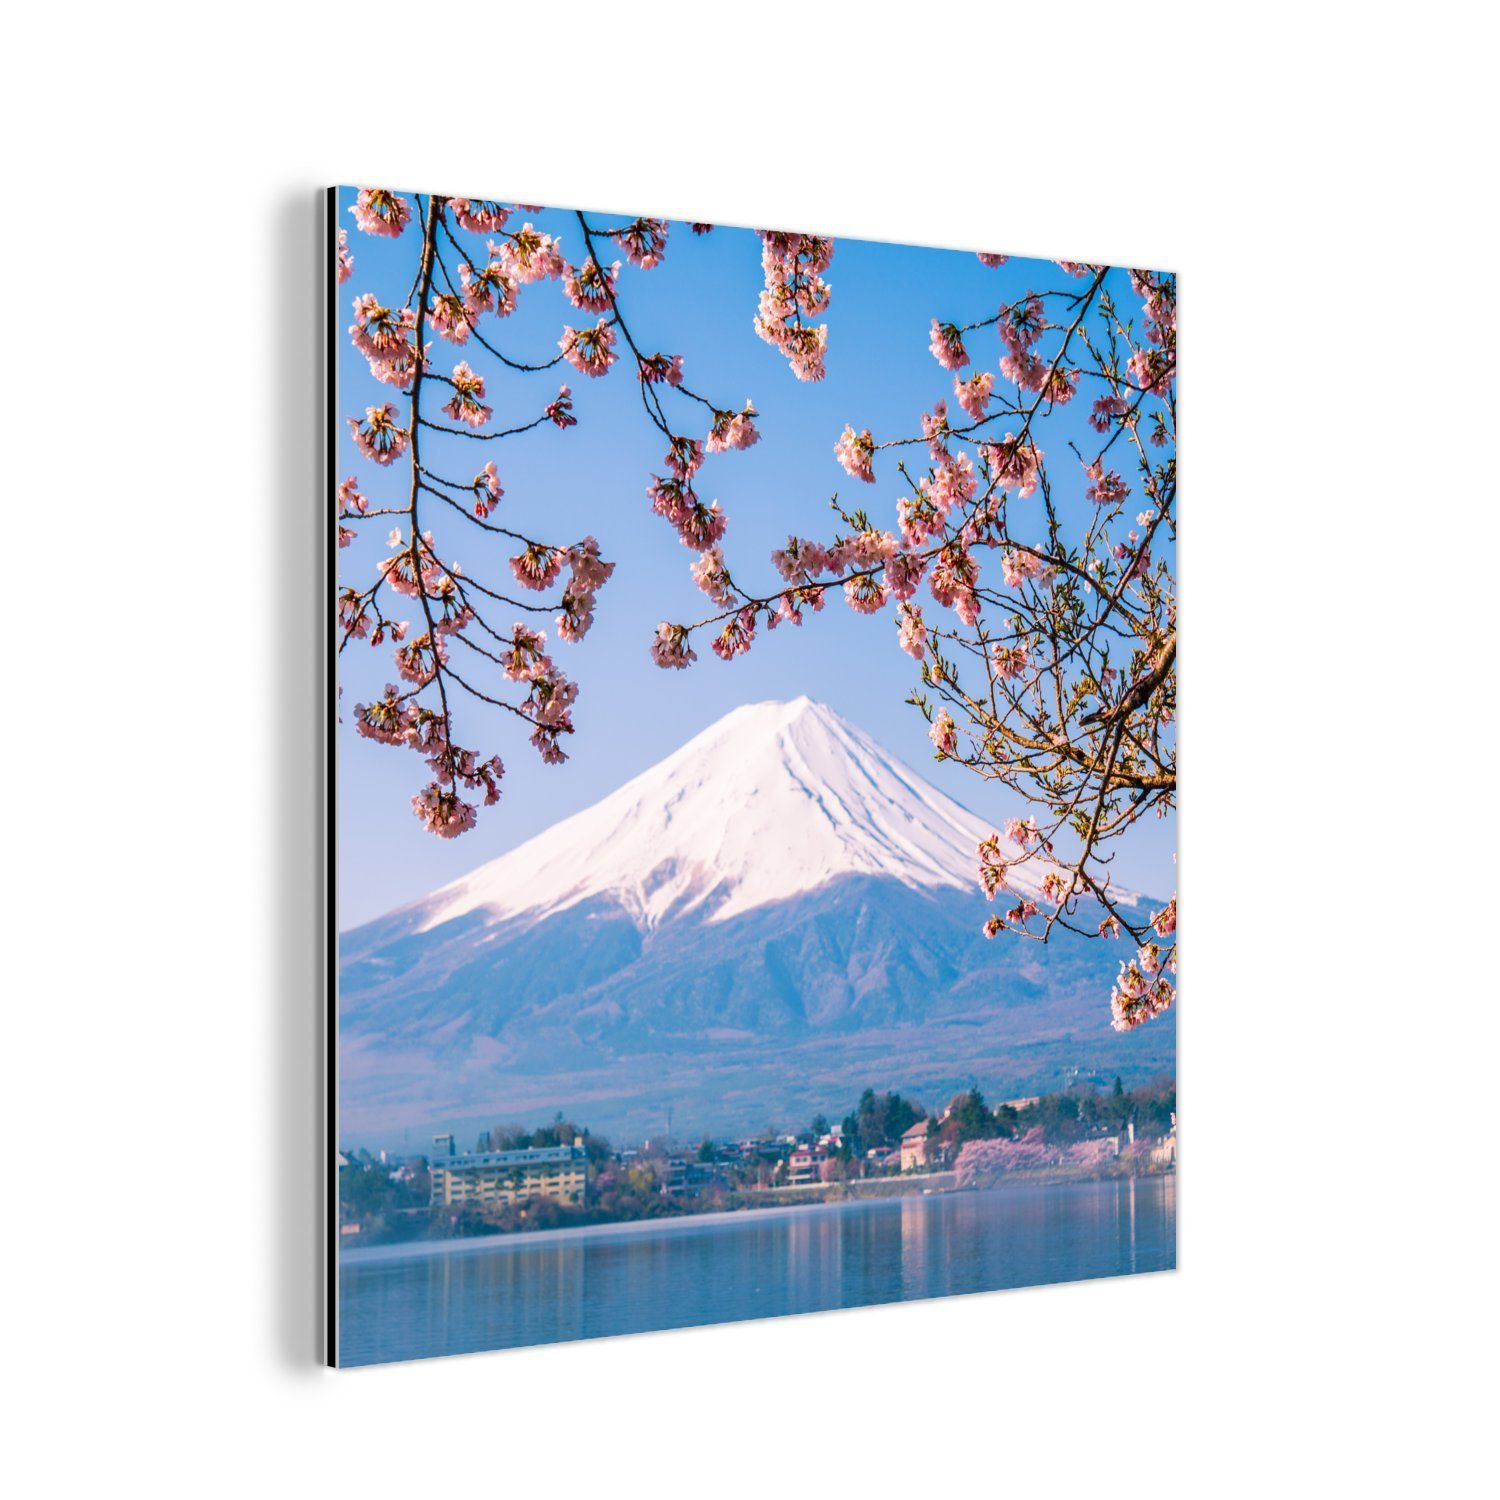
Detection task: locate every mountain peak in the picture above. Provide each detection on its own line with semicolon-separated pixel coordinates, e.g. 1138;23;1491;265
708;694;825;730
410;700;1058;936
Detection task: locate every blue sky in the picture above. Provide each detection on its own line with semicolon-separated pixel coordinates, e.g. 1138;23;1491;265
335;187;1175;928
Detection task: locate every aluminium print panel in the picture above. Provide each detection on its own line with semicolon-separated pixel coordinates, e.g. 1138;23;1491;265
328;185;1177;1368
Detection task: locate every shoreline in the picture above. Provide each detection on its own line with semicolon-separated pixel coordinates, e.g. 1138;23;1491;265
341;1166;1174;1266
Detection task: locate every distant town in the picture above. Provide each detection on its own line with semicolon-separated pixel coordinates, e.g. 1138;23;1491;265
338;1076;1177;1247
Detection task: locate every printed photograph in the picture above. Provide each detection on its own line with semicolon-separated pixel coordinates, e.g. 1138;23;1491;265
330;185;1178;1367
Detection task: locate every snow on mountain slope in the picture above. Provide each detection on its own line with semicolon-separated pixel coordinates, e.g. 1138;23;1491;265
413;696;1065;936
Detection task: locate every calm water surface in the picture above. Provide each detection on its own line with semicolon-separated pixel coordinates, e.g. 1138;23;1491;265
338;1176;1175;1366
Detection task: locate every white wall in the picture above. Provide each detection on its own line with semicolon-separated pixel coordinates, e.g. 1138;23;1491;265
11;3;1491;1493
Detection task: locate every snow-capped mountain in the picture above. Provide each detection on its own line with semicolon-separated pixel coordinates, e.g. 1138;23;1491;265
413;696;1058;936
339;699;1169;1147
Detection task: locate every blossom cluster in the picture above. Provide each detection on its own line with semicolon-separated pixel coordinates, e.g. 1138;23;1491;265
753;231;833;381
339;190;637;838
341;188;793;839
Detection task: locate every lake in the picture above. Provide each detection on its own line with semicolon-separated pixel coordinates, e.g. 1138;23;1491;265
337;1175;1176;1366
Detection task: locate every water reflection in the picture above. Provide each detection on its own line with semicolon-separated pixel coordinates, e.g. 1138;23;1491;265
339;1177;1176;1366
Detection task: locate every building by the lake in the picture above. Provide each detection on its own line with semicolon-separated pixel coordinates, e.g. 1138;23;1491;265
429;1140;588;1209
900;1120;931;1172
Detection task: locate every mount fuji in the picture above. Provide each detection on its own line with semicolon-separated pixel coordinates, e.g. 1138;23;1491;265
339;698;1174;1146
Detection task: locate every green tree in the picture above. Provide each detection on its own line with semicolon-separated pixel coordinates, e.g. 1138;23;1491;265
938;1088;999;1148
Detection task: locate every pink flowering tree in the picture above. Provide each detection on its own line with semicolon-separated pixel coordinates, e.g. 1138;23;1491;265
337;190;768;836
337;189;1175;1029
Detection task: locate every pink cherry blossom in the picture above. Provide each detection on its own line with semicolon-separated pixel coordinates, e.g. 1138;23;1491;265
754;231;833;379
556;592;595;643
897;602;927;660
355;684;417;745
560;320;618;378
992;643;1029;680
665;435;705;479
527;666;577;732
613;217;669;269
348;404;408;466
929;320;968;370
976;834;1009;896
1004;816;1041;848
776;585;825;627
650;622;697;670
1089;394;1129;433
883;551;925;602
546;385;576;428
1111;965;1174;1031
510;543;567;591
563;257;620;313
349;295;423;386
777;322;828;382
639;352;685;386
1039;364;1078;405
897;492;945;551
710;609;757;661
458;253;517;319
337;477;368;517
929;545;981;623
501;624;549;682
566;535;614;596
442;362;491;428
500;224;565;284
350;188;411;238
1128;346;1175;396
844;575;889;614
915;407;948;467
771;536;829;583
706;403;760;452
473;461;503;518
411;783;477;838
394;630;446;686
1130;269;1178;346
1114;535;1151;583
1000;547;1047;589
691;546;735;606
982;435;1042;497
929;710;957;756
834;425;876;482
829;528;897;571
999;294;1046;353
1085;461;1129;507
428;291;474;345
928;454;977;515
673;497;728;552
448;198;512;234
954;370;994;420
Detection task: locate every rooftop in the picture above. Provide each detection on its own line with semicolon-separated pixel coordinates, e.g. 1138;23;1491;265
435;1145;583;1171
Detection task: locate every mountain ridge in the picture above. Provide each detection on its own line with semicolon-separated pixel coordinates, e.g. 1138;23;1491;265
393;696;1083;938
338;699;1170;1143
